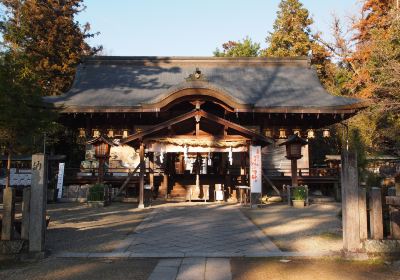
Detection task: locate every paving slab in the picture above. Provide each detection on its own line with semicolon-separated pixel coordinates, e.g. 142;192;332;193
112;204;280;257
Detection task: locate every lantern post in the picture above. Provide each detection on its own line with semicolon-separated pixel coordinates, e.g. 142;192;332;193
279;134;308;187
87;136;115;183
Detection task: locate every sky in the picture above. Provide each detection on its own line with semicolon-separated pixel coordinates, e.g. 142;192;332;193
78;0;361;56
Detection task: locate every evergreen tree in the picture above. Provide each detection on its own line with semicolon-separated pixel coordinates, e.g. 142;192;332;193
214;37;260;57
263;0;313;57
0;0;101;96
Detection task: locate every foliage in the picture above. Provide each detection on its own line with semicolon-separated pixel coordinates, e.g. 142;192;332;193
88;183;106;201
263;0;313;57
214;37;260;57
0;0;101;96
292;186;307;200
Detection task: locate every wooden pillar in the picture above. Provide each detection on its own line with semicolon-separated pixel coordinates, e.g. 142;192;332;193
138;143;145;209
341;151;362;252
290;159;298;187
359;188;368;241
21;187;31;240
163;173;169;199
1;188;15;240
149;152;154;189
1;152;15;241
389;206;400;239
370;187;383;240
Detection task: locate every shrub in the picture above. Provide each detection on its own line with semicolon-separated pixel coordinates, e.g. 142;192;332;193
88;183;106;201
292;186;307;200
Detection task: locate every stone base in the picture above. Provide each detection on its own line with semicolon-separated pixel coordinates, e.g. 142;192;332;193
250;192;261;207
87;201;106;208
0;240;28;255
364;240;400;254
121;197;138;203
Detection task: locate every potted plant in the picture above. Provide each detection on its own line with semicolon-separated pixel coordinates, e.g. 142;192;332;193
87;183;107;207
292;186;307;208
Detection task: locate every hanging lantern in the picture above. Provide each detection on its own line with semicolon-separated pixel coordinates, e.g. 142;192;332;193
264;129;273;138
293;129;301;136
107;129;114;138
323;129;330;138
122;129;129;138
78;128;86;138
307;129;315;139
92;129;100;138
279;128;287;139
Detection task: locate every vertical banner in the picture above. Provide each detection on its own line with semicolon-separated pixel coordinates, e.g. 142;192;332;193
250;146;262;193
56;163;65;199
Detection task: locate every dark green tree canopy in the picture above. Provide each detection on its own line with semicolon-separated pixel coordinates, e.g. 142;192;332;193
214;37;260;57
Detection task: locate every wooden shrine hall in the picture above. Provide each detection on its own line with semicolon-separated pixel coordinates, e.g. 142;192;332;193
45;56;367;206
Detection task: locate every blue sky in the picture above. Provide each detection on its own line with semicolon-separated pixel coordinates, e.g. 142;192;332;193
78;0;360;56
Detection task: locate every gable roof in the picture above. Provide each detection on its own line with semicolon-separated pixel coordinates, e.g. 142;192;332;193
44;56;367;113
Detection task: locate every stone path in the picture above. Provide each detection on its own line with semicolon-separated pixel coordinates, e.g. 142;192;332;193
148;258;231;280
112;204;280;257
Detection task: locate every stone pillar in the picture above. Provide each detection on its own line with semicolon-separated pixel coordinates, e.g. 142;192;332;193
1;187;16;240
341;151;362;252
29;154;47;253
21;188;31;240
138;143;145;209
290;159;298;187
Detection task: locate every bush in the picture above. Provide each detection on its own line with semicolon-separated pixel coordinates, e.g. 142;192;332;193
88;183;106;201
293;186;307;200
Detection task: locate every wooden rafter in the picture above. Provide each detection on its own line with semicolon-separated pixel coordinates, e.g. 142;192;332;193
119;109;274;146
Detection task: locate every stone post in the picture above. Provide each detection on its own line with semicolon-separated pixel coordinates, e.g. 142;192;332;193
29;154;47;253
249;146;262;207
341;151;362;252
21;188;31;240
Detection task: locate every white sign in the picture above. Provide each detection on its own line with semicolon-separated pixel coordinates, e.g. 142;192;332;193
56;163;65;199
250;146;262;193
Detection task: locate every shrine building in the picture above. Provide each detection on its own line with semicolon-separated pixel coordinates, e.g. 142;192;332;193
44;56;367;205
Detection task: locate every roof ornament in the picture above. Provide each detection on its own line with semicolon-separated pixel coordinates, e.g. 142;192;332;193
185;67;207;82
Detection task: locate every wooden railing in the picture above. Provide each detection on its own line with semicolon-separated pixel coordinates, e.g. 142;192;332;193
264;167;340;177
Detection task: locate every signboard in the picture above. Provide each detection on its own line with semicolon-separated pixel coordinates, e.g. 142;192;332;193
56;163;65;199
250;146;262;193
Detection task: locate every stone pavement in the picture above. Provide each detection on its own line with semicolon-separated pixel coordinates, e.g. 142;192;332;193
112;204;280;257
148;258;231;280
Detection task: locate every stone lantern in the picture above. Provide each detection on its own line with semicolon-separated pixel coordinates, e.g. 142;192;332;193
279;134;308;187
87;136;115;183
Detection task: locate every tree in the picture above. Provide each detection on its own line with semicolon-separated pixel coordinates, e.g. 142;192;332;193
0;50;56;188
214;37;260;57
0;0;101;96
263;0;313;57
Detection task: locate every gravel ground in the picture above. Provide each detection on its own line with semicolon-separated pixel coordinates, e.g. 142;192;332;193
0;257;157;280
241;203;343;252
230;258;400;280
46;202;152;253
